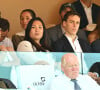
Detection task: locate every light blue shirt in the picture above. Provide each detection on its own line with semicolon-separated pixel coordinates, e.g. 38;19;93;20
50;74;100;90
0;37;13;48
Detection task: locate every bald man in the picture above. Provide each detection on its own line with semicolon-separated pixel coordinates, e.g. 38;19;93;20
50;53;100;90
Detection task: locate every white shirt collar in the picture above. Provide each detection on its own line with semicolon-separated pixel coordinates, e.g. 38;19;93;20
65;34;83;53
63;73;80;81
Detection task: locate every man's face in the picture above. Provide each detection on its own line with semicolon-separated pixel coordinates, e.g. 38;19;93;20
60;7;72;19
62;55;79;79
63;15;80;37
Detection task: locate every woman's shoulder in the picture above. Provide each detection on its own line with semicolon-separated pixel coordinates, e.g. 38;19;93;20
17;41;34;51
19;40;31;45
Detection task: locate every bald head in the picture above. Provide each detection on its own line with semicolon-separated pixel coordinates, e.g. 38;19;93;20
61;53;79;79
61;53;79;66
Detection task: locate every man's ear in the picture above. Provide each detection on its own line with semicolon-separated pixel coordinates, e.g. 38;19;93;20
62;21;66;27
61;64;64;72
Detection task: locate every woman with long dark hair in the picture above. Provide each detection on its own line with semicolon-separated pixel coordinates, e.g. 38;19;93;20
17;17;50;52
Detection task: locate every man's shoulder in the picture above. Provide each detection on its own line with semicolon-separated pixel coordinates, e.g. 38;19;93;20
93;3;100;8
4;37;11;41
52;74;66;82
79;74;97;81
78;37;88;43
78;37;90;45
50;74;70;90
46;24;61;32
92;3;100;12
54;35;66;42
78;74;92;82
79;74;89;78
72;1;80;6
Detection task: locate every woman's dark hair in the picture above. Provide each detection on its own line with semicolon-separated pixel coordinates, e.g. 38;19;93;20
20;9;36;19
24;17;49;52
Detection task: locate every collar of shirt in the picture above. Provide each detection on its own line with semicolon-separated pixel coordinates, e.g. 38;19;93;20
63;73;79;87
63;74;81;83
65;34;83;53
61;25;66;34
63;73;71;81
63;74;79;81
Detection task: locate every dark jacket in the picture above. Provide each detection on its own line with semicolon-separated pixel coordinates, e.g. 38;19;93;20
46;24;87;48
52;35;91;52
72;1;100;29
91;39;100;53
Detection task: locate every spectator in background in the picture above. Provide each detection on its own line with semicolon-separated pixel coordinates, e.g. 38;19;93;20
0;18;20;66
50;53;100;90
52;11;91;52
0;78;16;89
17;17;51;52
0;18;14;51
72;0;100;37
46;3;87;48
12;9;36;50
87;12;100;52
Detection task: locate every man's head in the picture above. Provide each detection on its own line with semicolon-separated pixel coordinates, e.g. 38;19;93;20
0;18;9;41
59;3;75;19
61;53;79;79
20;9;36;30
62;11;80;38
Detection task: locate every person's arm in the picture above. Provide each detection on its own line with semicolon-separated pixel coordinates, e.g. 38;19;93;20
0;45;8;51
88;72;100;85
95;77;100;85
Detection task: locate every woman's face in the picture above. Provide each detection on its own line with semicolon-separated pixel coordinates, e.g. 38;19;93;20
20;11;32;30
29;20;44;42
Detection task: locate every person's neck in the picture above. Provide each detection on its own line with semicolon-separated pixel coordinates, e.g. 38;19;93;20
81;0;92;8
65;33;76;42
35;40;41;46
